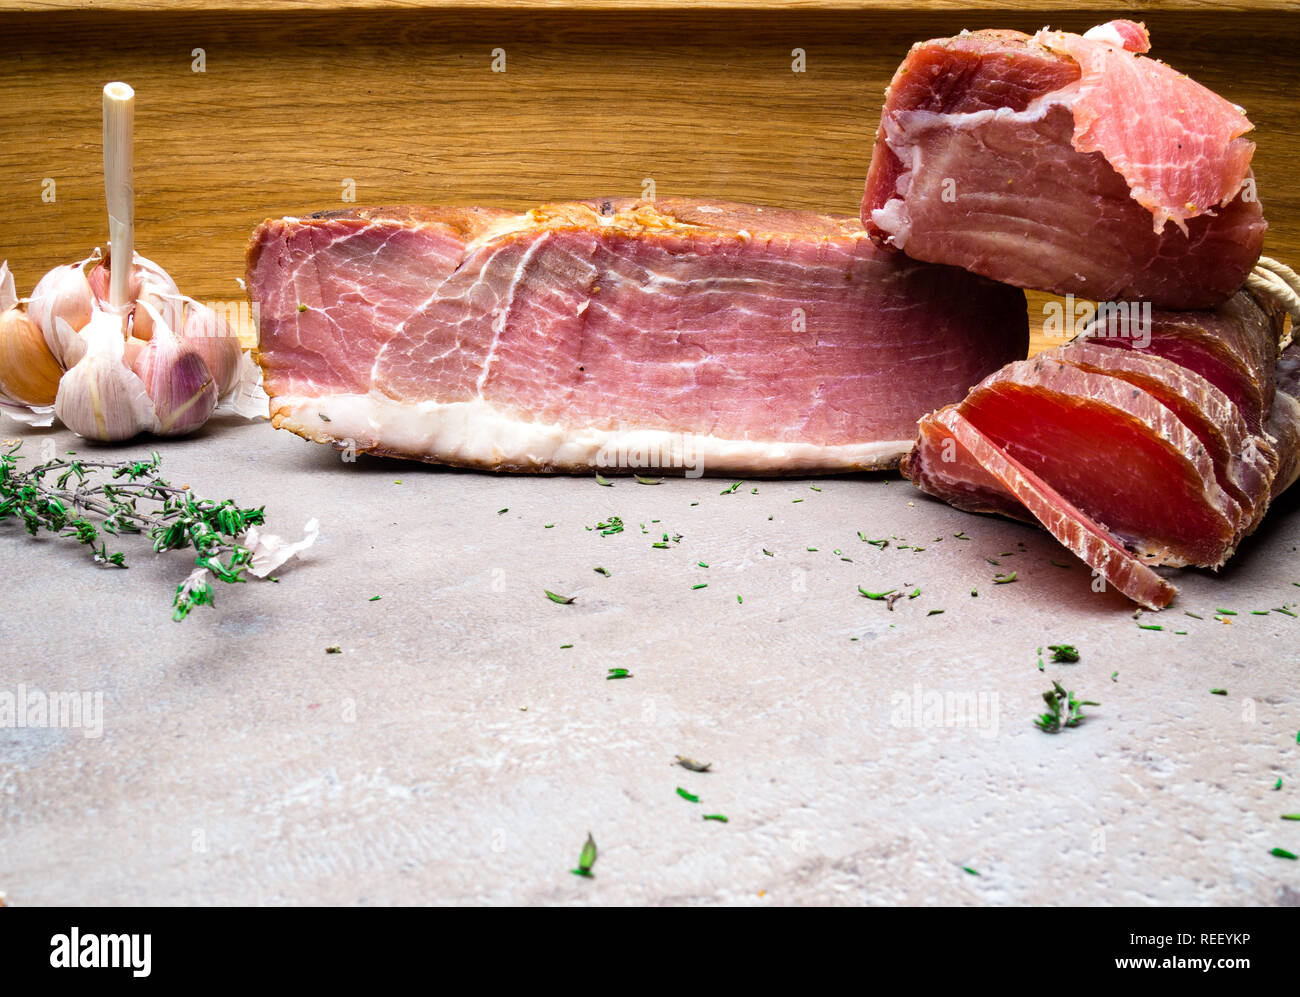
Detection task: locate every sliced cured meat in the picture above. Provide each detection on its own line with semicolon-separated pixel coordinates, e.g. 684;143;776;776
862;21;1265;308
903;289;1296;609
905;343;1277;550
899;416;1032;523
1048;343;1275;541
921;406;1177;610
953;353;1241;567
1082;291;1282;432
247;198;1028;473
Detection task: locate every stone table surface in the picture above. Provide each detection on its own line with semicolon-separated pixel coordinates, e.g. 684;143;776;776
2;416;1299;906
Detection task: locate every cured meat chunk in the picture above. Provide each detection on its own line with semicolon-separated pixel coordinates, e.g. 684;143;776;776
1268;392;1300;500
862;21;1265;308
247;199;1028;473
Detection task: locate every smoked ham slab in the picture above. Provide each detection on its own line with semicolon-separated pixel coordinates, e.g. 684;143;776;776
862;20;1266;308
246;199;1027;473
902;291;1295;610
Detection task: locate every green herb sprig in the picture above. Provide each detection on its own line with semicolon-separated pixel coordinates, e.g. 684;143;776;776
0;445;267;621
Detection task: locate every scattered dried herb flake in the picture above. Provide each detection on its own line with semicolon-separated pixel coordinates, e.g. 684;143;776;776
570;832;597;877
675;756;711;773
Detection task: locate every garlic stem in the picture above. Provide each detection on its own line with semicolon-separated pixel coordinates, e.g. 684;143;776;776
103;82;135;312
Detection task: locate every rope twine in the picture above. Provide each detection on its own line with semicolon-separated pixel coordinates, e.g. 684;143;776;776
1246;256;1300;351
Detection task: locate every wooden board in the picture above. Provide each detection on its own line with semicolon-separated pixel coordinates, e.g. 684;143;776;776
2;1;1297;333
5;1;1298;11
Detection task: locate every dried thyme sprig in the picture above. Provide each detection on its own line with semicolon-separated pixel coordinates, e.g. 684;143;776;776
1033;680;1099;733
0;443;266;621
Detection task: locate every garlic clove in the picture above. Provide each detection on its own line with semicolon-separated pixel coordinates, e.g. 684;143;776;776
88;251;179;341
29;263;95;365
132;303;218;436
123;335;148;369
137;277;184;343
54;308;155;442
87;250;142;308
182;302;242;397
56;352;155;441
0;305;63;407
52;316;89;368
0;261;64;408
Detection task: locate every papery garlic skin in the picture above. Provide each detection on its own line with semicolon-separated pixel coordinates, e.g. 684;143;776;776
243;518;320;578
54;310;155;442
182;302;242;397
0;400;55;428
29;263;94;366
221;349;270;420
0;260;17;313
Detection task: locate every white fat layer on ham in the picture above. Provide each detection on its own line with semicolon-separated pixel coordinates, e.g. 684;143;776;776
1080;23;1129;47
271;392;909;473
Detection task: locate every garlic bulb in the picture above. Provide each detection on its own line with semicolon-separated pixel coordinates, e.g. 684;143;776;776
54;311;155;442
2;246;257;439
29;262;94;367
132;301;217;436
88;251;179;340
0;262;63;407
182;302;242;397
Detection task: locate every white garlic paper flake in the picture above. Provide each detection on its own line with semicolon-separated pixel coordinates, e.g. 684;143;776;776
243;517;320;578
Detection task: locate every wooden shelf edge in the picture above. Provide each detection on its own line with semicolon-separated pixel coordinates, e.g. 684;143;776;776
2;0;1297;13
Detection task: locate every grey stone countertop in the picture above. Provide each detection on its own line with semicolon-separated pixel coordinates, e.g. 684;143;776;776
1;414;1298;906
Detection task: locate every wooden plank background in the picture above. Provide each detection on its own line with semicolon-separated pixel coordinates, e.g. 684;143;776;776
1;1;1297;350
5;2;1298;12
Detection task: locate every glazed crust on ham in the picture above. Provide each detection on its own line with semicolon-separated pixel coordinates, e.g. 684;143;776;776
901;291;1295;610
862;20;1266;308
246;198;1028;474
